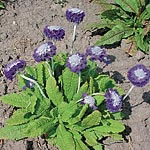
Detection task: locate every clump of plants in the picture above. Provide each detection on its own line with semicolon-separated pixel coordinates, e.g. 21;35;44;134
0;8;128;150
90;0;150;56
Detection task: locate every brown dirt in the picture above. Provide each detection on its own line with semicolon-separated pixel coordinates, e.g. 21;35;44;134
0;0;150;150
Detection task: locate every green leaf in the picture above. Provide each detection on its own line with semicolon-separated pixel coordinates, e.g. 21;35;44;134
93;119;125;133
6;109;36;126
88;19;117;30
111;112;125;120
70;130;82;140
68;104;88;125
24;117;55;138
95;25;125;45
75;139;90;150
73;82;88;102
25;66;37;78
62;68;78;101
93;144;103;150
26;95;37;114
84;131;98;146
81;110;102;128
46;77;64;106
56;124;75;150
94;95;105;106
58;101;77;122
96;75;115;92
111;133;124;141
0;1;5;9
36;63;44;86
115;0;139;14
135;31;149;52
0;124;29;140
0;92;30;108
34;97;51;115
114;86;125;95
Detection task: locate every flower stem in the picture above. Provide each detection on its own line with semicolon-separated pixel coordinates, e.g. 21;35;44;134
77;72;81;93
71;24;77;53
45;61;52;77
20;74;47;98
92;93;105;96
51;57;54;76
123;85;135;100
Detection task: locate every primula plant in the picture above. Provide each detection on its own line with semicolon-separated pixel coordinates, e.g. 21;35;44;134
0;8;126;150
90;0;150;55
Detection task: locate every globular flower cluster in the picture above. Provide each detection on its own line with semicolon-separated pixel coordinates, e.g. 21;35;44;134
33;42;56;62
105;88;122;112
127;64;150;87
44;26;65;41
66;8;85;24
86;46;110;65
81;93;97;110
4;60;26;80
66;53;87;73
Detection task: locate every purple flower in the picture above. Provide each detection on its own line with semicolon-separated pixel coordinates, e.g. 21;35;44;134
4;60;26;80
22;78;34;90
43;26;65;41
105;88;122;112
86;46;110;65
128;64;150;87
81;93;97;110
66;8;85;24
66;53;87;73
33;42;56;62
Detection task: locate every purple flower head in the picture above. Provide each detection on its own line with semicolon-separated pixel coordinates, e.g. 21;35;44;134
43;26;65;41
66;8;85;24
33;42;56;62
105;88;122;112
66;53;87;73
128;64;150;87
81;93;97;110
4;60;26;80
86;46;110;65
22;77;34;90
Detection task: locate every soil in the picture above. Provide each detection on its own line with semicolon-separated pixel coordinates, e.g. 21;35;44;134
0;0;150;150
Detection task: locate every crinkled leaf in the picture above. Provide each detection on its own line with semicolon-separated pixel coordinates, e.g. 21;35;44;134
34;97;51;115
46;76;64;106
115;0;139;14
25;66;37;78
6;109;36;126
93;119;125;133
0;92;30;108
135;31;149;53
68;104;88;125
36;63;44;86
62;68;78;101
95;25;125;45
26;95;37;114
56;124;75;150
94;95;105;106
84;131;98;146
96;75;115;92
81;110;101;128
0;124;29;140
114;86;125;95
24;117;55;138
75;139;90;150
70;130;82;140
58;101;77;122
73;82;88;102
111;112;126;120
93;144;103;150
